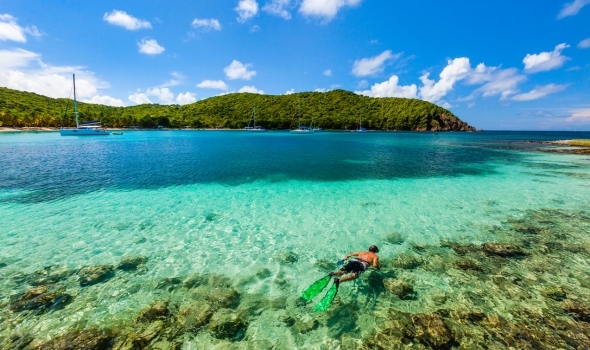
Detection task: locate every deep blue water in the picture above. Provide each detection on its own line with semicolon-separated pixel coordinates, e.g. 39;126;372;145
1;131;588;203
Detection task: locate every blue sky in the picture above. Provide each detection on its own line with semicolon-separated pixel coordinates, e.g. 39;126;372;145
1;0;589;130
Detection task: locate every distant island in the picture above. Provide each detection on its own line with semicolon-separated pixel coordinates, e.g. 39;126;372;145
0;87;475;131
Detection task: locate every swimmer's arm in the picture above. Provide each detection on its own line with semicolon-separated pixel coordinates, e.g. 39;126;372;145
343;252;361;260
373;256;380;270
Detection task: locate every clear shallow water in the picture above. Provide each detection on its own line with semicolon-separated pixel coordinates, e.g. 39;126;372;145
1;131;590;349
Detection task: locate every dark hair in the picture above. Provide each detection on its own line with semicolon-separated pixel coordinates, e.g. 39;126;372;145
369;245;379;253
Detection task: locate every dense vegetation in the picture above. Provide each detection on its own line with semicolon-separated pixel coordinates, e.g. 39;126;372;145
0;87;475;131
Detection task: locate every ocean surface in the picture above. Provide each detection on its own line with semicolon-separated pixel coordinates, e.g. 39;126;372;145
1;130;590;349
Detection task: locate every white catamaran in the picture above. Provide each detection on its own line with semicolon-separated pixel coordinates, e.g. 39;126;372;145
245;105;265;132
290;99;313;134
60;74;109;136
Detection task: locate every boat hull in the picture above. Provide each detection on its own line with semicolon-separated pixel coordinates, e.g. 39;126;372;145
60;129;110;136
290;130;314;134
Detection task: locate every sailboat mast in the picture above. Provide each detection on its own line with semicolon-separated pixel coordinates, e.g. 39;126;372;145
253;105;256;127
73;74;79;128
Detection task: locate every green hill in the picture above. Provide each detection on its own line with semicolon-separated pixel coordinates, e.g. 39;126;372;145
0;87;475;131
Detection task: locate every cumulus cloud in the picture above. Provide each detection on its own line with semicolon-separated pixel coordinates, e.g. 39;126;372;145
129;92;152;104
146;87;174;104
419;57;471;102
103;10;151;30
138;39;165;55
468;64;527;100
557;0;590;19
0;48;115;102
523;43;570;73
160;72;184;88
224;60;256;80
176;92;197;105
323;69;332;76
578;38;590;49
238;85;265;94
192;18;222;31
352;50;398;77
263;0;292;19
511;84;568;101
236;0;259;22
196;79;229;90
82;95;125;107
0;14;41;42
355;75;418;98
299;0;362;21
285;88;295;94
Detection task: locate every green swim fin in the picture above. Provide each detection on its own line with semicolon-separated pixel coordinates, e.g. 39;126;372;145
313;281;339;312
301;275;331;301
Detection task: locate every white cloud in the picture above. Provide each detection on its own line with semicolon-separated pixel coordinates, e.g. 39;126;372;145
566;109;590;123
238;85;265;94
103;10;151;30
224;60;256;80
299;0;362;21
138;39;165;55
523;43;570;73
0;14;40;42
82;95;125;107
285;88;295;94
263;0;292;19
469;65;526;100
129;92;152;104
160;72;184;88
323;69;332;76
419;57;471;102
511;84;568;101
355;75;418;98
557;0;590;19
250;25;261;32
192;18;222;31
146;87;174;104
0;48;40;69
0;48;113;100
176;92;197;105
352;50;398;77
315;88;326;92
196;79;229;90
578;38;590;49
236;0;259;22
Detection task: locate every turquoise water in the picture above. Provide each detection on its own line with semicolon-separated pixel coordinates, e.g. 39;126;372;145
1;131;590;348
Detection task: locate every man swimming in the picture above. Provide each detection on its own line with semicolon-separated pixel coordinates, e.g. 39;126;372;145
330;245;380;287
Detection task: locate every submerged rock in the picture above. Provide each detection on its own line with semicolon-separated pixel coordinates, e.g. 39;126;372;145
27;265;76;286
440;241;481;256
563;301;590;323
314;259;336;273
117;255;148;271
137;301;170;323
155;277;182;291
410;313;456;349
482;243;527;257
454;258;484;272
273;250;299;264
9;285;72;313
383;278;413;300
175;301;213;333
0;261;7;269
294;318;319;334
37;328;116;350
384;232;405;245
208;309;247;340
78;265;115;287
542;286;567;301
206;287;240;309
391;253;423;269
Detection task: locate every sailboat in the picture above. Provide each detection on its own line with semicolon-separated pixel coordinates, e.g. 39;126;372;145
352;111;367;133
60;74;109;136
290;99;313;134
245;105;265;132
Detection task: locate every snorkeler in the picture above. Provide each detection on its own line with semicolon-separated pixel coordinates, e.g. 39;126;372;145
330;245;380;286
301;245;380;312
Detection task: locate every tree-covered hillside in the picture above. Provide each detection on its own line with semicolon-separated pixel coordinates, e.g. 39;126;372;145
0;87;475;131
